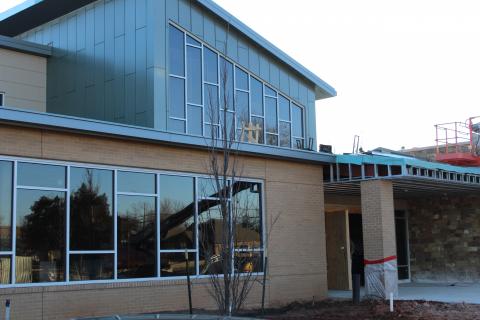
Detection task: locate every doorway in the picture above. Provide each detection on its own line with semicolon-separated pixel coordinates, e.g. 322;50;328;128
326;210;411;290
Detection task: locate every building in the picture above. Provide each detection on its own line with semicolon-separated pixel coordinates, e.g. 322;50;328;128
0;1;336;319
2;1;480;319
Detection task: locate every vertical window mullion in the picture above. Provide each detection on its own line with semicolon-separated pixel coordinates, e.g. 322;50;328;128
11;160;17;285
113;169;118;280
156;173;161;278
195;177;199;276
184;33;188;132
65;166;70;282
200;45;205;136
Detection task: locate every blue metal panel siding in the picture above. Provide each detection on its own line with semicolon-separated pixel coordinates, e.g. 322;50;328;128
17;0;321;150
18;0;156;127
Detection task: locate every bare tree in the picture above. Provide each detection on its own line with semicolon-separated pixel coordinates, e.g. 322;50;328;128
198;35;264;315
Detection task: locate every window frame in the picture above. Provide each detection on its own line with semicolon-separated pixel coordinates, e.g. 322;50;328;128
167;22;306;150
0;92;4;107
0;155;265;288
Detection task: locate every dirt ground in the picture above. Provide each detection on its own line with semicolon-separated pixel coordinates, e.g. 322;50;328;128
257;299;480;320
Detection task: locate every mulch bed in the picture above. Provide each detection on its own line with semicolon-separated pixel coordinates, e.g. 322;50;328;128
250;299;480;320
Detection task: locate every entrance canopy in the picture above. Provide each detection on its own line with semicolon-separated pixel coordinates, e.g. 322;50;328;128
324;151;480;197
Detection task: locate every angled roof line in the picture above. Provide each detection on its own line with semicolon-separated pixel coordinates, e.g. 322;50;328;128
0;0;336;100
196;0;337;100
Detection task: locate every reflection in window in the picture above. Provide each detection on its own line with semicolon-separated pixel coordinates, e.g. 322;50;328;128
0;161;12;251
0;256;10;284
69;254;113;281
70;168;113;251
232;182;262;249
168;77;186;119
169;25;184;77
198;203;225;275
220;58;234;111
16;190;65;283
118;195;156;279
17;163;65;188
292;103;304;148
187;46;202;105
168;24;305;150
204;47;218;84
118;171;155;194
159;175;195;250
251;77;264;116
234;252;263;273
161;252;195;277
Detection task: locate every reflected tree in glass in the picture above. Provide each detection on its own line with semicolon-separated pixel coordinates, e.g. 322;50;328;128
70;168;113;250
16;191;65;283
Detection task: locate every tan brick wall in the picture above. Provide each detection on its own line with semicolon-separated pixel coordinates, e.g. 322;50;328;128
360;180;397;261
0;124;326;319
0;48;47;112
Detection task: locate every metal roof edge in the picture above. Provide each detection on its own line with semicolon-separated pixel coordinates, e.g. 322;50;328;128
0;34;51;57
196;0;337;100
0;106;335;164
0;0;42;22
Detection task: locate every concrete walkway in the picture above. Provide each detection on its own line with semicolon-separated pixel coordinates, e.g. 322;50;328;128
329;282;480;304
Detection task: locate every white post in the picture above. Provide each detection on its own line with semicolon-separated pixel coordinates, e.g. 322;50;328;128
389;292;394;312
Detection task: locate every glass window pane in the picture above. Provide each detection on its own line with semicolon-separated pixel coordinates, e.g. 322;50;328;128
204;47;218;84
16;190;65;283
265;85;276;97
187;105;203;135
187;46;202;105
265;97;278;134
294;138;305;150
279;121;291;148
168;118;186;133
251;77;263;116
0;256;10;284
279;95;290;121
235;90;249;129
204;124;219;139
235;67;248;90
204;84;219;124
70;168;113;251
220;58;234;111
161;252;195;277
118;195;156;279
17;163;65;188
160;175;195;250
198;177;227;199
186;35;201;46
198;203;225;275
169;25;184;76
234;251;263;273
292;103;304;138
220;111;235;141
251;117;264;144
266;134;278;146
232;181;262;249
0;161;12;251
69;254;113;281
169;77;185;119
118;171;155;194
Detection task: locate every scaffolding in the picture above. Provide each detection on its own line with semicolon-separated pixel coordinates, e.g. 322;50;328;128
435;116;480;166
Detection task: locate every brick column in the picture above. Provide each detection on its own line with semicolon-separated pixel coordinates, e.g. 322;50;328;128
360;180;398;298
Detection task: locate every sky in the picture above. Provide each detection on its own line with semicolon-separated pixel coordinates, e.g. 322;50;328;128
2;1;480;153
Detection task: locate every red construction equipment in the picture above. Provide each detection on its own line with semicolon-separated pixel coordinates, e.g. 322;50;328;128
435;116;480;166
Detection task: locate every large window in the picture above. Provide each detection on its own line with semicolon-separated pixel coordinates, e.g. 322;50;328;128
168;24;305;149
0;157;264;287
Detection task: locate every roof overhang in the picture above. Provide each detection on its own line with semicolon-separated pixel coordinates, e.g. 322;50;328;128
325;153;480;198
0;0;336;100
0;106;335;164
0;34;51;57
